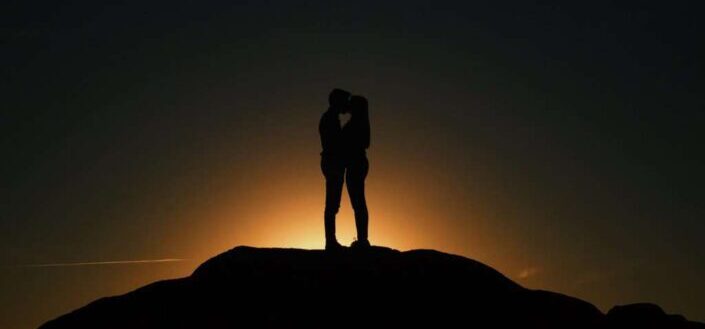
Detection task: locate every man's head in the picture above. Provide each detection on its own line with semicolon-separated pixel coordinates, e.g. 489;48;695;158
329;88;351;113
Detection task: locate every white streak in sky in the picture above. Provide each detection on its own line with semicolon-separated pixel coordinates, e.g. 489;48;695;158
17;259;186;268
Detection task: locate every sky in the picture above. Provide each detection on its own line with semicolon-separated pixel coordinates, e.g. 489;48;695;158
2;1;704;328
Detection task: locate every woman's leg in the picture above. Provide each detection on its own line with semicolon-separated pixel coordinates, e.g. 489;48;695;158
346;157;369;242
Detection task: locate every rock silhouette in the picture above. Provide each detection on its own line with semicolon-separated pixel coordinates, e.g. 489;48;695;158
40;246;703;328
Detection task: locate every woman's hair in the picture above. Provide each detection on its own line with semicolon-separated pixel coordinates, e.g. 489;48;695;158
349;95;368;119
349;95;370;149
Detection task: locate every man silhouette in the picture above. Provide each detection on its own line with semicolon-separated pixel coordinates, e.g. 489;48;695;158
319;88;350;251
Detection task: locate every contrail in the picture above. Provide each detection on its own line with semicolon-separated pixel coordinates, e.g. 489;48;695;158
16;258;187;268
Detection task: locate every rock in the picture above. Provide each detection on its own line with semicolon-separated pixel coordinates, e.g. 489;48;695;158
40;246;703;328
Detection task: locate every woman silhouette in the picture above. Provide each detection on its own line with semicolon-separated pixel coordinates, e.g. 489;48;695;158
343;95;371;248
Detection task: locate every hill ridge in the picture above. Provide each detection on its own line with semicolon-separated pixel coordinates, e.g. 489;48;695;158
40;246;704;329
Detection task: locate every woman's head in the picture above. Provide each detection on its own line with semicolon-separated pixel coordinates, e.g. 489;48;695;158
349;95;368;117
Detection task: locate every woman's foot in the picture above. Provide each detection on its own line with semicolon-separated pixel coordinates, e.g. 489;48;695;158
350;239;370;249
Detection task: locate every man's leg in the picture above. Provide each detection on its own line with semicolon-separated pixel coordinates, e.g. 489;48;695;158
346;157;369;242
322;158;345;243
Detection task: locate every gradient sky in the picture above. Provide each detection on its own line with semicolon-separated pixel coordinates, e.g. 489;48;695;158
2;1;704;328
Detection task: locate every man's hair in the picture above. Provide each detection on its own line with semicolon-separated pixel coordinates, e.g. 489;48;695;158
329;88;351;107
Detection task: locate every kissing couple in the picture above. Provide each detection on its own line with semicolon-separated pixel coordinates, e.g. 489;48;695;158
319;88;371;251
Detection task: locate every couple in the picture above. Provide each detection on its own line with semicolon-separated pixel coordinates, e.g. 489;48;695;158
319;88;371;251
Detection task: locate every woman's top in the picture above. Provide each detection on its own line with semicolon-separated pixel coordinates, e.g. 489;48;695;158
342;111;370;160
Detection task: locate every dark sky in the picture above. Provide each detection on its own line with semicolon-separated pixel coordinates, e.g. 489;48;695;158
2;1;704;328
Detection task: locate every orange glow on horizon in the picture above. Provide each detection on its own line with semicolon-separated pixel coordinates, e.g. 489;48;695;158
161;151;515;275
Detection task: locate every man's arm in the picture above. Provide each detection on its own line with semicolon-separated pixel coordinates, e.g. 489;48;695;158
319;112;340;152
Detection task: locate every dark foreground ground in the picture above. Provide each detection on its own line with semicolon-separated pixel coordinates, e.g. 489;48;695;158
41;246;704;328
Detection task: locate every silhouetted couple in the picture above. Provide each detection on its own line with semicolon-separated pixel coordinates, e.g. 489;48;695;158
319;88;370;251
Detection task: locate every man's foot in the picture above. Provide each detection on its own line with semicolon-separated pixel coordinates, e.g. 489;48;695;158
350;239;370;249
325;240;344;252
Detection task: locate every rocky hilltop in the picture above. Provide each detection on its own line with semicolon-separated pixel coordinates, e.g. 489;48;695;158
40;246;704;328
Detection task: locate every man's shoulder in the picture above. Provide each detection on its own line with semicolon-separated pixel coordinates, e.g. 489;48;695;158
320;110;337;123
